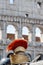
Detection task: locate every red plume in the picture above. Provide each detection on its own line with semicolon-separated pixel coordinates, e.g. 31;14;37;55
6;39;28;52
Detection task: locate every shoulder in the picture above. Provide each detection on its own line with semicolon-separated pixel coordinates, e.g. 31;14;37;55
0;58;10;65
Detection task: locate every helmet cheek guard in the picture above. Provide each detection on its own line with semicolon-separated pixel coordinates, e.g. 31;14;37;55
7;50;14;58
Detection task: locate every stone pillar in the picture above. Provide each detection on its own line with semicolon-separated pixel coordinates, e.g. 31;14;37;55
2;21;7;44
31;24;36;45
2;21;7;57
18;19;22;38
31;24;36;58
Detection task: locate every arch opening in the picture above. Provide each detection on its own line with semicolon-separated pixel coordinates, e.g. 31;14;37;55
22;26;32;42
35;27;41;42
6;25;16;40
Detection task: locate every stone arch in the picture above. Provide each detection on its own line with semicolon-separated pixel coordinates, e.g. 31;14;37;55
22;26;29;41
22;23;32;31
6;24;18;40
22;25;32;42
35;25;43;42
7;25;16;34
6;22;19;32
22;26;29;35
35;27;41;42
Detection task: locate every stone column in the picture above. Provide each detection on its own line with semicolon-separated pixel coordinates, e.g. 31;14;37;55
2;21;7;57
31;24;36;58
2;21;7;44
18;18;22;38
31;24;36;45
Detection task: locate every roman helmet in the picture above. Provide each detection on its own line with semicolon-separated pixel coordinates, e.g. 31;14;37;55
6;39;30;64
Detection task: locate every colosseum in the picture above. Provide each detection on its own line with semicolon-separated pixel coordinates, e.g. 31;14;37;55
0;0;43;60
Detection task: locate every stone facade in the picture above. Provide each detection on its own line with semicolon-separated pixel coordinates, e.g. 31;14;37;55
0;0;43;60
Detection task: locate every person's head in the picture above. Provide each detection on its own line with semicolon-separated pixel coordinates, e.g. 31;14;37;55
6;39;28;64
